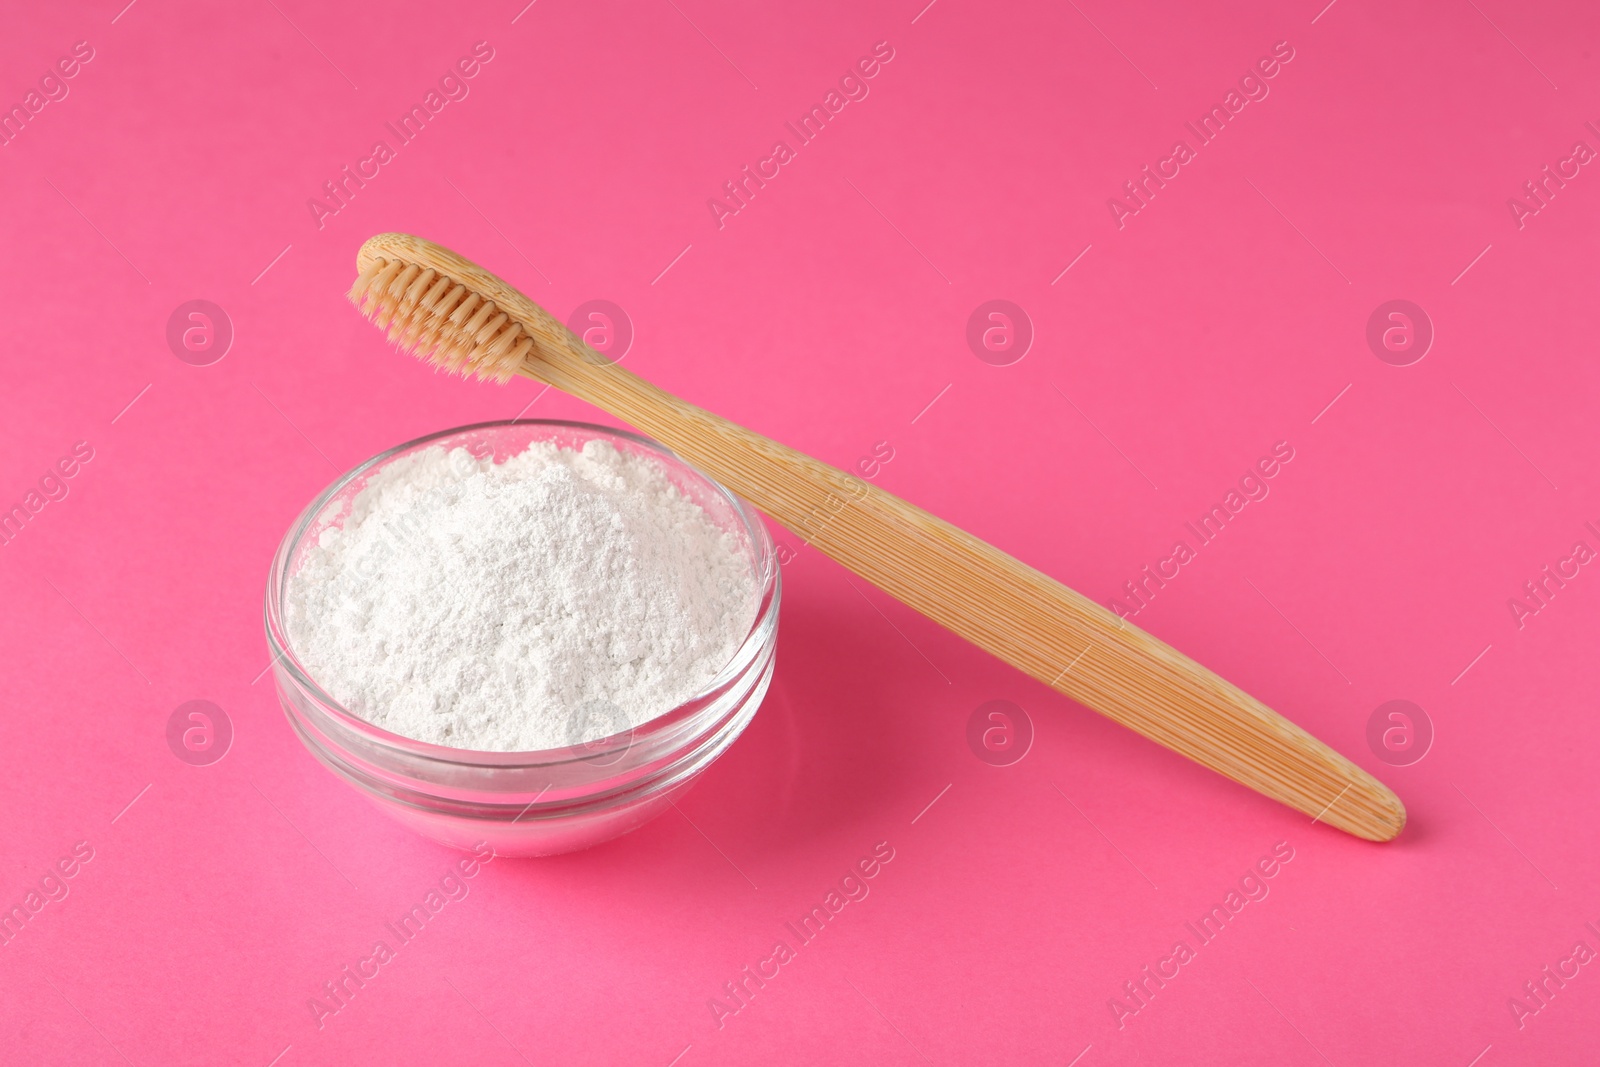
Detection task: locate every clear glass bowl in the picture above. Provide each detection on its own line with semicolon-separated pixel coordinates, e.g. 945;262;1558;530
263;419;780;857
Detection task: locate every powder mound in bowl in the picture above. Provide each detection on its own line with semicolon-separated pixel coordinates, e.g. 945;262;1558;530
284;439;760;752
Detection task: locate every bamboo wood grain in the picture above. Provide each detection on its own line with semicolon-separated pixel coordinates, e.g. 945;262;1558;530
349;232;1405;843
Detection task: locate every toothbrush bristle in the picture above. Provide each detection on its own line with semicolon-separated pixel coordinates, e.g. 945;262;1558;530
347;256;531;383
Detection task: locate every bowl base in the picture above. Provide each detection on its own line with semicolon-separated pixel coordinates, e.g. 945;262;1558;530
360;778;699;857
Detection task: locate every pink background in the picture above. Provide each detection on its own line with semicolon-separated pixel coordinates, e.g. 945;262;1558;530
2;0;1598;1063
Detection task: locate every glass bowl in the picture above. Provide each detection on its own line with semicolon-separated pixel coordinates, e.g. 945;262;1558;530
263;419;780;857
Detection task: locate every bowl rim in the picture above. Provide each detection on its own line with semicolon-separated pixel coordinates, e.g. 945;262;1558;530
262;417;779;767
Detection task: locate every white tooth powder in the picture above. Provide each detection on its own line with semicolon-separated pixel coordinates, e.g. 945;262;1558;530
284;439;759;752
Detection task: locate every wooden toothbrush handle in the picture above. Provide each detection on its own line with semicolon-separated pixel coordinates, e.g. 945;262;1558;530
573;365;1404;842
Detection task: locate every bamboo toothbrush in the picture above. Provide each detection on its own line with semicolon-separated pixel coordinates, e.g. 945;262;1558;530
348;232;1405;843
